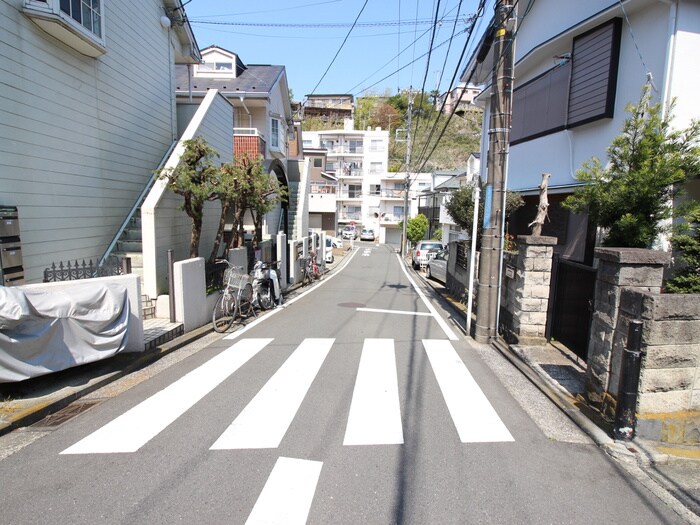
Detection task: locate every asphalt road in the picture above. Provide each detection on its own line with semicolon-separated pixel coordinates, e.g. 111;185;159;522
0;244;688;524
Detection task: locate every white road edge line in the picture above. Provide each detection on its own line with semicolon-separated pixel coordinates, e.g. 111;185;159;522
356;307;433;317
396;253;459;340
224;247;362;341
245;457;323;525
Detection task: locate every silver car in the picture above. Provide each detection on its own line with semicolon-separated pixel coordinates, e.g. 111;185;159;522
426;249;448;283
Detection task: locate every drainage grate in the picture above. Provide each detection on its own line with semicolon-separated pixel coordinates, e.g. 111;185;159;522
32;400;102;429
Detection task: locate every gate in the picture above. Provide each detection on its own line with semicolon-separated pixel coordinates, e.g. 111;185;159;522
547;256;596;361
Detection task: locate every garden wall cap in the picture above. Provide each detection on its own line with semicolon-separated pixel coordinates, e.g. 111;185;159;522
595;247;671;265
517;235;558;246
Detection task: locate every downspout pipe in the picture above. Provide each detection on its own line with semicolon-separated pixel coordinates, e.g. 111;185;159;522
239;95;253;129
660;0;679;118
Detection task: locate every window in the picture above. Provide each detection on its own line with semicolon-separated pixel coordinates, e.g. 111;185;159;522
370;162;383;174
348;184;362;198
303;140;313;147
58;0;101;36
370;139;384;152
271;118;279;148
510;18;622;145
313;158;323;168
23;0;106;56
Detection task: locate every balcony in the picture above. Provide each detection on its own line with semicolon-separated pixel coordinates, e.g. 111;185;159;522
338;212;362;222
380;212;405;224
234;128;266;158
337;167;363;178
310;183;337;194
380;189;405;200
337;190;363;200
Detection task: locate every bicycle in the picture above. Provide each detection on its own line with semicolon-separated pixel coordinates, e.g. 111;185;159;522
300;251;324;286
212;260;256;333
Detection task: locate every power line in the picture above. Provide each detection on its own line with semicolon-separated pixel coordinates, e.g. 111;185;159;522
308;0;370;97
188;17;465;29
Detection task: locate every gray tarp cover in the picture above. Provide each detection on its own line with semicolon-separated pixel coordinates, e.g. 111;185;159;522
0;282;130;383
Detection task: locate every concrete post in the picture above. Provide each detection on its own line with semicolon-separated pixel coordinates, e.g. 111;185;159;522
277;231;287;289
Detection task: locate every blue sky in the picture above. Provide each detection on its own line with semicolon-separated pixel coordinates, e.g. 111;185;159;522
184;0;493;101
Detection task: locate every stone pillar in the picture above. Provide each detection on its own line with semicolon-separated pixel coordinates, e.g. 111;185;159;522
585;248;670;407
500;235;557;345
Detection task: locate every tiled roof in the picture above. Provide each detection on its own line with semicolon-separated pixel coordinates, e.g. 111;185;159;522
175;64;285;95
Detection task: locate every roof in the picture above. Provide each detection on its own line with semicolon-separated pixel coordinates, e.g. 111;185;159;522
175;64;285;96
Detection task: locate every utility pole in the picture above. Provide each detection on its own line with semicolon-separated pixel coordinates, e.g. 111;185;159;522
400;89;414;257
474;1;515;343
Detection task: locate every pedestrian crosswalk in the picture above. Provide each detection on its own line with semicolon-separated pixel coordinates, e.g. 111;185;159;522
62;337;513;455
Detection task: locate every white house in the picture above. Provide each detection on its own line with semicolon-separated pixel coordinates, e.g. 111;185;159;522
0;0;210;289
464;0;700;262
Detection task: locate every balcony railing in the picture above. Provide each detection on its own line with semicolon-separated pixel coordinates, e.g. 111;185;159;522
338;167;362;178
234;128;266;158
338;212;362;221
380;189;405;199
310;183;337;194
337;190;363;199
380;213;405;223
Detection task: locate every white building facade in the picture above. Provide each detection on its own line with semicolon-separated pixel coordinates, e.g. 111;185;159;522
465;0;700;261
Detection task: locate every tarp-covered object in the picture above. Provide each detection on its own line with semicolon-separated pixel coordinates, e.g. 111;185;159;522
0;282;130;383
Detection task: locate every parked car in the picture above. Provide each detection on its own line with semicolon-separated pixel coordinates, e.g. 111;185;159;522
426;249;448;283
341;226;358;240
360;228;375;241
411;240;445;269
328;236;344;249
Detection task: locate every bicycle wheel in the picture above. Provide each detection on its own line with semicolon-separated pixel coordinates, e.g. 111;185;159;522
317;263;325;280
212;292;236;333
237;283;255;319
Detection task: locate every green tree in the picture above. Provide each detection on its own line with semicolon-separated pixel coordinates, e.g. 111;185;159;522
157;137;220;258
445;183;524;247
666;202;700;293
249;164;288;248
405;213;429;246
563;85;700;248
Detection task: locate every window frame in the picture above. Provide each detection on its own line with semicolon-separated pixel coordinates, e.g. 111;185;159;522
23;0;106;56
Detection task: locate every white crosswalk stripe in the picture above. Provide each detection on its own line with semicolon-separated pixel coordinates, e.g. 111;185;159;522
211;338;334;450
245;457;322;525
423;339;514;443
63;337;513;454
61;338;272;455
344;338;403;446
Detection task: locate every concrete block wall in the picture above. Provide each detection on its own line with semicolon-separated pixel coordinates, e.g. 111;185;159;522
616;290;700;443
585;248;671;407
499;235;557;345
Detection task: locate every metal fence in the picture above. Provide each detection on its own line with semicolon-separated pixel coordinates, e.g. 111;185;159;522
43;257;130;283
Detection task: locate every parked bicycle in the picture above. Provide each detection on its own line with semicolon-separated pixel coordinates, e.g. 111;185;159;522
251;259;283;310
212;260;255;333
300;251;324;286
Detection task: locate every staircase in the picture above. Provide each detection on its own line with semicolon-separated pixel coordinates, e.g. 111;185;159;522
287;181;301;240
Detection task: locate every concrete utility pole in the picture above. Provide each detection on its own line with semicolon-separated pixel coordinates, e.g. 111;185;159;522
474;1;516;343
401;90;414;257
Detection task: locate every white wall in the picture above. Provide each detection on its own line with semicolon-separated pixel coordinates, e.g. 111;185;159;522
0;0;182;282
142;90;234;297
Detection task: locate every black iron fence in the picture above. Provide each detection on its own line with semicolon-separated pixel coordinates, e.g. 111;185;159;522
43;257;130;283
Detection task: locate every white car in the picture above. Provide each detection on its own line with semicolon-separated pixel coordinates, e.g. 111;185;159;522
324;237;335;264
411;240;445;269
341;226;358;240
328;236;343;249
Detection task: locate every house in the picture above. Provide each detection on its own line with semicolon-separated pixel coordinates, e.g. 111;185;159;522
302;94;354;123
464;0;700;262
175;46;297;240
0;0;204;287
437;83;481;116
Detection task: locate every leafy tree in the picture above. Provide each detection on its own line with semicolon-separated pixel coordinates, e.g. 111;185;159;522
445;182;524;247
434;228;443;241
249;164;288;248
405;213;429;246
666;202;700;293
157;137;220;258
563;85;700;248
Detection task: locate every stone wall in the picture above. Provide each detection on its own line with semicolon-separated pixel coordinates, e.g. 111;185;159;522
499;236;557;345
585;248;670;408
616;290;700;443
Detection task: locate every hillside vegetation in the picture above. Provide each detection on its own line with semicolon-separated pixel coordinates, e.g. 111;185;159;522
301;91;482;172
